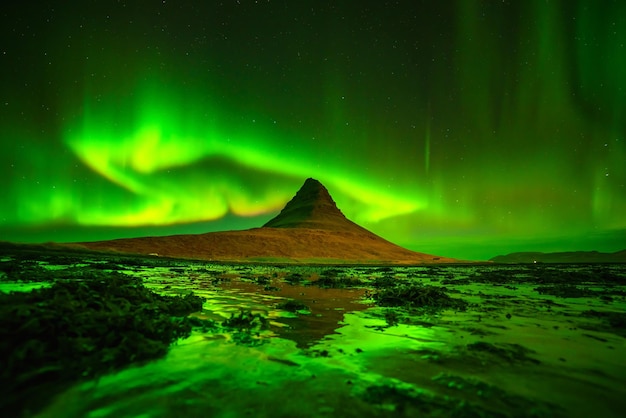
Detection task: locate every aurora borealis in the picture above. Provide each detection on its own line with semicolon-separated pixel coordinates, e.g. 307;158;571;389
1;1;624;260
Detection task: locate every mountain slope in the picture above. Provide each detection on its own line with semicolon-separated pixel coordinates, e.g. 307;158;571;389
71;178;457;264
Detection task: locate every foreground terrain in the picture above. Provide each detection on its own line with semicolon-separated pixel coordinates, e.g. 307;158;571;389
2;249;625;417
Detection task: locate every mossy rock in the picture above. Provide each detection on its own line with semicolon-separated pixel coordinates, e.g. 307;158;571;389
0;271;204;416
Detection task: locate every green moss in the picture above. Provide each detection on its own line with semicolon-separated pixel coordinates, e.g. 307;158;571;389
372;284;468;311
0;271;204;416
222;309;269;333
314;274;364;288
277;300;311;313
222;310;270;346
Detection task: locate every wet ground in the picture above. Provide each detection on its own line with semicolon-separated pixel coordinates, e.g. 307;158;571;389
2;251;626;417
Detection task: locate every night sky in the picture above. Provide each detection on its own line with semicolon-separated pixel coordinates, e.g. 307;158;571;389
1;1;625;260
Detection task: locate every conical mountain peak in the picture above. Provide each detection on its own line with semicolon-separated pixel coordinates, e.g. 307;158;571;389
71;177;458;263
263;178;355;230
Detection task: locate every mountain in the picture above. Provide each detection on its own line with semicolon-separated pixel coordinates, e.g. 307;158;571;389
490;250;626;264
70;178;457;264
263;178;375;233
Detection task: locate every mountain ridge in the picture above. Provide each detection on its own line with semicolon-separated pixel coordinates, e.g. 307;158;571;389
490;249;626;263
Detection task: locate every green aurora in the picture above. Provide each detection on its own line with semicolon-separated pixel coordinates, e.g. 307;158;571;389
1;1;624;260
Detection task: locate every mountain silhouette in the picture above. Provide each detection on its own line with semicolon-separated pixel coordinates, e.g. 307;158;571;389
263;178;368;233
70;178;457;264
490;249;626;263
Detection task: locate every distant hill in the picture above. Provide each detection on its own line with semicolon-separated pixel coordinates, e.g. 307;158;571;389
490;249;626;263
65;178;458;264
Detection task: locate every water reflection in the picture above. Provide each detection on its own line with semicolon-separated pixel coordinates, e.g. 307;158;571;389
143;273;372;348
